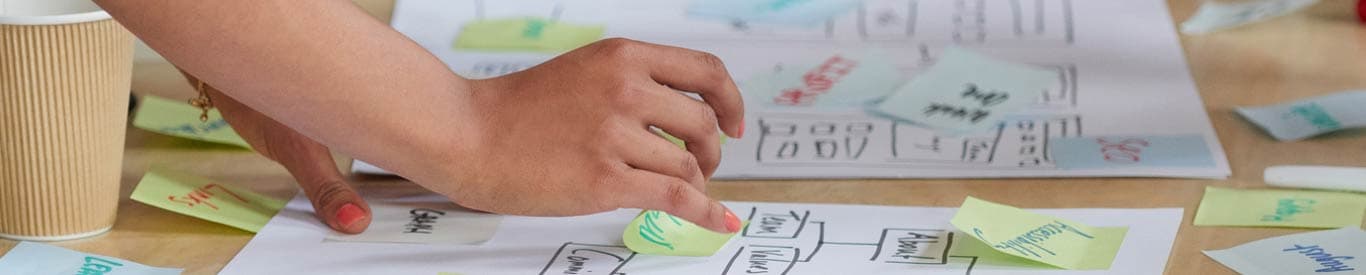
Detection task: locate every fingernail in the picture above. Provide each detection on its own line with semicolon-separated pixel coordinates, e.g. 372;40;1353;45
737;123;746;139
724;209;741;233
337;203;365;228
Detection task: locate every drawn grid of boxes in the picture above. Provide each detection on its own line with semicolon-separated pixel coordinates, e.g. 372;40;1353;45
456;0;1074;46
540;206;985;275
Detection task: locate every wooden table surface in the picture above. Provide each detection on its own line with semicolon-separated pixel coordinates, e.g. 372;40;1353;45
3;0;1366;274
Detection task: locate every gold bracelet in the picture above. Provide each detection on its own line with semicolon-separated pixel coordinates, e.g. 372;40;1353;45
187;79;214;122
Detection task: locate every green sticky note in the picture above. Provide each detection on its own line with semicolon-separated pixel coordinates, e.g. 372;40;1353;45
453;17;604;52
130;168;286;233
655;129;728;149
1194;186;1366;228
622;210;743;256
949;197;1127;270
132;95;251;148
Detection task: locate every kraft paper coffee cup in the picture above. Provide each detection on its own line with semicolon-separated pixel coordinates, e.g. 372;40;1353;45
0;0;133;241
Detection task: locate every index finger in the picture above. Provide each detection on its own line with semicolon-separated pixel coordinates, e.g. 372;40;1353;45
634;43;746;139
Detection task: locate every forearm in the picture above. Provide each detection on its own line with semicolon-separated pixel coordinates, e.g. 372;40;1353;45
97;1;482;186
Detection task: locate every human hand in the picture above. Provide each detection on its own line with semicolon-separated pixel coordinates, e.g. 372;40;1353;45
179;72;373;234
451;38;745;233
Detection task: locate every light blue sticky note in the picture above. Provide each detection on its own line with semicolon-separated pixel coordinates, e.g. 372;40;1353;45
871;48;1055;132
744;51;905;110
1204;227;1366;275
687;0;862;27
1236;91;1366;141
1049;135;1216;169
0;242;183;275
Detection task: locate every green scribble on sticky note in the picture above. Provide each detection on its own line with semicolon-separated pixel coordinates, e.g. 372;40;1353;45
622;210;743;256
949;197;1127;270
453;17;604;52
1194;186;1366;229
130;168;286;233
132;95;251;148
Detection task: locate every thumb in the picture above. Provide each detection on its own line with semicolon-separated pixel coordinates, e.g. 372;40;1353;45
303;179;372;234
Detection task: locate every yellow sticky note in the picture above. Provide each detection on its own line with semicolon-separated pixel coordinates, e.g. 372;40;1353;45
132;95;251;148
130;168;286;233
949;197;1127;270
622;210;742;256
1194;186;1366;228
453;17;604;52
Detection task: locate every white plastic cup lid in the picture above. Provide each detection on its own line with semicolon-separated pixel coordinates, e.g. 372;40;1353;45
0;0;111;26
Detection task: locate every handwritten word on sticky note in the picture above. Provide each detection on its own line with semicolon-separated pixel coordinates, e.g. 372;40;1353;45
950;197;1127;270
872;48;1054;132
132;95;250;148
687;0;862;27
325;196;502;245
1194;187;1366;229
1237;91;1366;141
623;210;742;256
0;242;182;275
453;17;604;52
1181;0;1319;34
744;52;904;109
1205;227;1365;274
1049;135;1216;169
131;168;286;233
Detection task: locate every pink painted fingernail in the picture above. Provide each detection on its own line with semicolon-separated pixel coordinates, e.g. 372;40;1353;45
724;209;741;233
337;203;365;228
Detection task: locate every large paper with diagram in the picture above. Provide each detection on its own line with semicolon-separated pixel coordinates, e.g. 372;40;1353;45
220;194;1182;274
353;0;1230;179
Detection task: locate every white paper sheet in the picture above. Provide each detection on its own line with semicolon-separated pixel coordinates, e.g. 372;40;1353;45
364;0;1230;179
324;194;502;245
222;194;1184;274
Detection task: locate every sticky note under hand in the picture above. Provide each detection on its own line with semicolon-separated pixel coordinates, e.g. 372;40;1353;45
454;17;604;52
1181;0;1319;34
622;210;743;256
744;51;905;110
1236;90;1366;141
325;195;502;245
1049;135;1217;169
1204;227;1366;275
132;95;250;148
130;168;286;233
1194;186;1366;229
0;242;182;275
871;48;1055;133
950;197;1128;270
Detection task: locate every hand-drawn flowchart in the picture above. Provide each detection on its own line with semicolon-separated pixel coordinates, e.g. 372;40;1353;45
222;197;1184;274
373;0;1231;179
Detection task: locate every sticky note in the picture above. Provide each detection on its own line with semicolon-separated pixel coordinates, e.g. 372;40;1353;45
871;48;1055;133
1237;91;1366;141
950;197;1128;270
1205;227;1366;274
744;52;905;109
1194;187;1366;229
687;0;862;27
1049;135;1217;169
453;17;604;52
130;168;286;233
325;196;502;245
1181;0;1319;34
622;210;743;256
132;95;250;148
0;242;182;275
655;129;728;149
